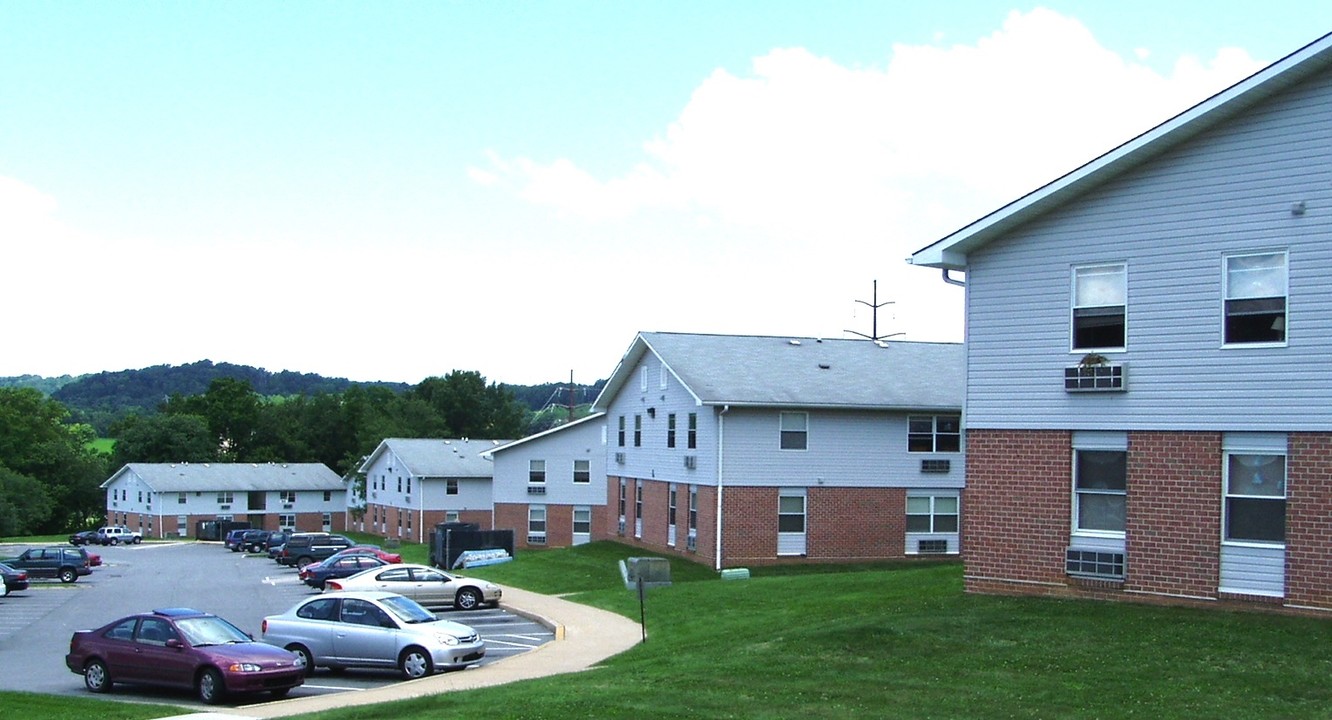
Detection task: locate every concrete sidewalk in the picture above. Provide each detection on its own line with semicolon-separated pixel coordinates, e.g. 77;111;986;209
154;584;642;720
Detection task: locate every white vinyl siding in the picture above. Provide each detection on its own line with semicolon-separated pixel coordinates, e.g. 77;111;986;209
960;67;1332;432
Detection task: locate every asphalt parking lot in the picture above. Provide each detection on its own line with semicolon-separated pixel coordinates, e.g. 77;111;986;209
0;541;553;710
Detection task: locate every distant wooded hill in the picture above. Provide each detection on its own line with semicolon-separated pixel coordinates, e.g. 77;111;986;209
0;361;605;433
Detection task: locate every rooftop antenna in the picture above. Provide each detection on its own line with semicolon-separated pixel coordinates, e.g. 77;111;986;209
845;279;905;342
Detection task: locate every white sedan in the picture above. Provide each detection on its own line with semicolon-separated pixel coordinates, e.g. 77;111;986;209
324;563;502;611
261;590;484;678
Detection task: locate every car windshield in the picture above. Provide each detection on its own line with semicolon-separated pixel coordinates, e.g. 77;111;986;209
380;595;438;624
175;616;253;646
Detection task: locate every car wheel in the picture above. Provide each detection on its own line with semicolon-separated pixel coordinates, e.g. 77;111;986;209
110;537;119;546
455;587;482;611
84;659;112;693
197;668;225;704
287;644;314;676
133;537;141;544
59;567;78;583
296;556;314;569
399;647;433;679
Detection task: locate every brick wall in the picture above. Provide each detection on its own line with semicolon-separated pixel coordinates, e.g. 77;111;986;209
963;429;1071;589
1125;431;1221;598
1286;432;1332;610
600;476;717;567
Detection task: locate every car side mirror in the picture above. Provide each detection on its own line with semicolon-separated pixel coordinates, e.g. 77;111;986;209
165;638;183;649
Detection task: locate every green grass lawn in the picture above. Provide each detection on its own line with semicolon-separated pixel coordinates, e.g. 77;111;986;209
4;542;1331;719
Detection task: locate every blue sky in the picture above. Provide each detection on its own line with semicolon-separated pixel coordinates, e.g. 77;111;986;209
4;2;1331;385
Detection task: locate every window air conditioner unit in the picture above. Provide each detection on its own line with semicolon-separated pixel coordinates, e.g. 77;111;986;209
527;486;547;495
920;459;951;474
684;455;697;469
1064;363;1126;392
219;505;231;511
617;519;626;535
526;534;547;545
282;504;293;510
615;452;625;464
917;539;949;554
686;534;697;551
1065;548;1126;580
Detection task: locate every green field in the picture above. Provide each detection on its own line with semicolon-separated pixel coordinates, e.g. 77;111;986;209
4;542;1330;719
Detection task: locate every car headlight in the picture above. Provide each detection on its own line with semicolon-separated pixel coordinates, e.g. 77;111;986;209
436;634;460;646
228;663;263;673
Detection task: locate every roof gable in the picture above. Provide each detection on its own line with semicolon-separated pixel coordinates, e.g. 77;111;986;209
910;31;1332;269
484;412;606;457
592;332;963;411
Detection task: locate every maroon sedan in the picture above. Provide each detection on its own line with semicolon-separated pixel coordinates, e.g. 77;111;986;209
65;607;304;704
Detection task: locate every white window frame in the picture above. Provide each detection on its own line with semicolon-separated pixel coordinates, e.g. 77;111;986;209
279;490;297;504
1072;449;1127;538
216;491;233;505
1222;250;1287;348
640;366;649;391
1223;448;1287;547
1071;263;1127;351
779;411;808;451
446;479;459;495
573;459;590;484
529;459;546;484
906;494;960;534
529;505;547;541
907;415;961;453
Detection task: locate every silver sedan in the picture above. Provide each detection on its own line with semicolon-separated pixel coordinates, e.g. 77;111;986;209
323;563;502;611
260;591;485;679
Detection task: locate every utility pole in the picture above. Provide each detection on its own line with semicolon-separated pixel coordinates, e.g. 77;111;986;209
567;370;576;423
845;279;904;342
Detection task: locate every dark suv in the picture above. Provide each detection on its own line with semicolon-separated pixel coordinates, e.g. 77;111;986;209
277;533;352;569
1;546;92;583
240;530;272;554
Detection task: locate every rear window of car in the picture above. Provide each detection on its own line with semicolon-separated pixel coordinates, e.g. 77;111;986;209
297;597;338;621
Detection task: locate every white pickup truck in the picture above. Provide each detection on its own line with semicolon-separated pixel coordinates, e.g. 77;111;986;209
95;525;143;545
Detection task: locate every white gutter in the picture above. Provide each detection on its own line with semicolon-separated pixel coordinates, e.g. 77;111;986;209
714;404;729;571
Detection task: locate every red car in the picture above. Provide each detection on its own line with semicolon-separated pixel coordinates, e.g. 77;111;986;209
327;545;403;564
65;607;304;704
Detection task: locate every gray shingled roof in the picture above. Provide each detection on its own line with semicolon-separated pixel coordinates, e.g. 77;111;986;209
360;438;510;477
594;332;963;410
104;462;344;492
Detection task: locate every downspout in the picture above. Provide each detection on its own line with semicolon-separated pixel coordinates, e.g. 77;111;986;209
418;475;425;545
714;404;729;571
942;268;966;287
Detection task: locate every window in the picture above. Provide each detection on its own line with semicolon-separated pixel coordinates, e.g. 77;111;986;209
780;412;808;450
1074;450;1127;534
529;459;546;484
1072;263;1126;350
397;476;402;493
635;484;643;520
216;492;233;505
280;490;297;504
446;479;459;495
618;480;626;518
1225;453;1286;544
908;415;961;453
689;485;698;531
618;416;625;447
668;485;677;526
1224;251;1287;345
906;495;960;533
634;415;642;447
667;414;677;448
660;365;668;388
778;494;806;533
406;477;411;494
529;506;547;539
640;366;649;391
688;413;697;449
279;514;295;530
177;493;186;504
573;507;591;534
573;459;590;483
176;515;187;536
324;491;332;502
445;511;459;523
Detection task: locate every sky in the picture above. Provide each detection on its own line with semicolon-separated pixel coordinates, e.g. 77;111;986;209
4;2;1332;386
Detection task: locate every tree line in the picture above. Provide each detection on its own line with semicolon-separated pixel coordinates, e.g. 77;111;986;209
0;370;597;537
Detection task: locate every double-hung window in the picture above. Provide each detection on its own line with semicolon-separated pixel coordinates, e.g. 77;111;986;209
687;413;697;449
634;415;642;447
1073;449;1127;534
573;459;590;483
779;411;808;450
906;495;959;533
1224;251;1287;345
667;414;677;448
618;416;626;447
529;460;546;484
908;415;961;453
1072;263;1126;350
1224;452;1286;544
